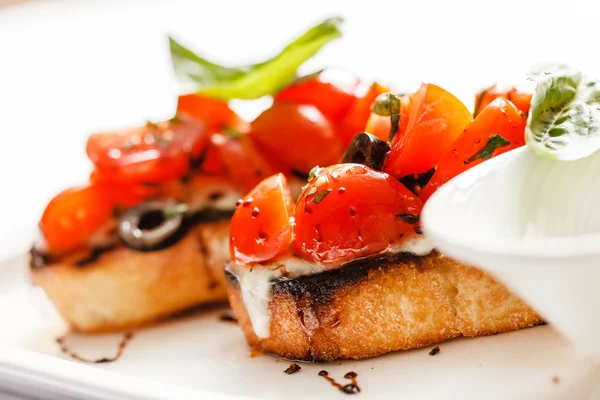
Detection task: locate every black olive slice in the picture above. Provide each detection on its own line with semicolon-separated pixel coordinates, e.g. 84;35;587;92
341;132;391;171
118;200;187;251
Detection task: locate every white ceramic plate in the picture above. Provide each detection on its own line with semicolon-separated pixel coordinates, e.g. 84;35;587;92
0;231;599;400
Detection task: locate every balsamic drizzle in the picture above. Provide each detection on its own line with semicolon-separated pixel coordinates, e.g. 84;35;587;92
284;363;302;374
56;332;133;363
318;370;360;395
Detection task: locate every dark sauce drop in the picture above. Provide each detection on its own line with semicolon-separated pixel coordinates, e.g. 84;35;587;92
429;346;440;356
318;370;360;395
284;363;302;375
56;332;133;363
219;313;238;324
75;244;116;267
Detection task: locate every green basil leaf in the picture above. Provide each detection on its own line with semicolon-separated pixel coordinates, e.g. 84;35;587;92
169;17;343;100
169;37;256;86
526;64;600;160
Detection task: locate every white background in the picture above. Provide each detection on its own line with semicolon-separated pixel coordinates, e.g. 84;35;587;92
0;0;598;248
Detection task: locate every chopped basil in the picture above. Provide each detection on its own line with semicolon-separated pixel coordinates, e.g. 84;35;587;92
464;134;511;165
526;63;600;160
169;17;343;100
371;92;401;141
396;213;420;224
312;189;332;204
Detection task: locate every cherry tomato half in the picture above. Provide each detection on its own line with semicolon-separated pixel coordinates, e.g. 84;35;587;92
250;102;342;174
176;93;248;133
86;118;207;184
40;184;115;255
420;97;526;202
230;173;294;264
383;83;472;178
293;164;422;265
339;82;389;146
274;69;359;123
474;85;532;117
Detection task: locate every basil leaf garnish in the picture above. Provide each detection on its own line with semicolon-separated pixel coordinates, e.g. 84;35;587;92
526;63;600;160
169;17;343;100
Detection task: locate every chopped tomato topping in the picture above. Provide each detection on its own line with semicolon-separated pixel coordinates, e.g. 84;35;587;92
86;118;207;184
293;164;422;265
196;144;227;176
274;69;359;123
211;134;286;192
176;94;248;133
420;97;526;202
230;173;294;264
383;83;472;178
40;184;115;255
90;169;158;208
474;85;532;117
365;92;411;142
250;102;342;174
339;82;389;146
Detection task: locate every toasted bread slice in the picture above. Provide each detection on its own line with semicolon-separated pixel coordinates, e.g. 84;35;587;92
31;220;231;333
226;251;542;361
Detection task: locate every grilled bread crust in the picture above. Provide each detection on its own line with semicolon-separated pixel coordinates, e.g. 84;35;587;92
31;220;231;333
226;251;543;361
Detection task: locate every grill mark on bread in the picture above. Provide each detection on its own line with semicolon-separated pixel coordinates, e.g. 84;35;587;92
74;244;117;267
272;252;425;306
226;251;544;361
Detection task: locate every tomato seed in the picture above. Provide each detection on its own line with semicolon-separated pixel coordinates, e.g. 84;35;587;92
258;232;268;241
338;187;346;194
243;199;253;207
349;207;357;217
252;207;260;218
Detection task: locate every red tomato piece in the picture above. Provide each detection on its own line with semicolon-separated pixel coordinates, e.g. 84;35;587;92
176;94;248;133
293;164;422;265
383;83;472;178
198;144;227;176
250;102;342;174
40;184;115;255
230;173;294;264
211;134;286;192
420;97;527;202
338;82;389;146
86;118;207;184
474;85;532;117
274;69;359;123
90;169;158;208
364;93;412;142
